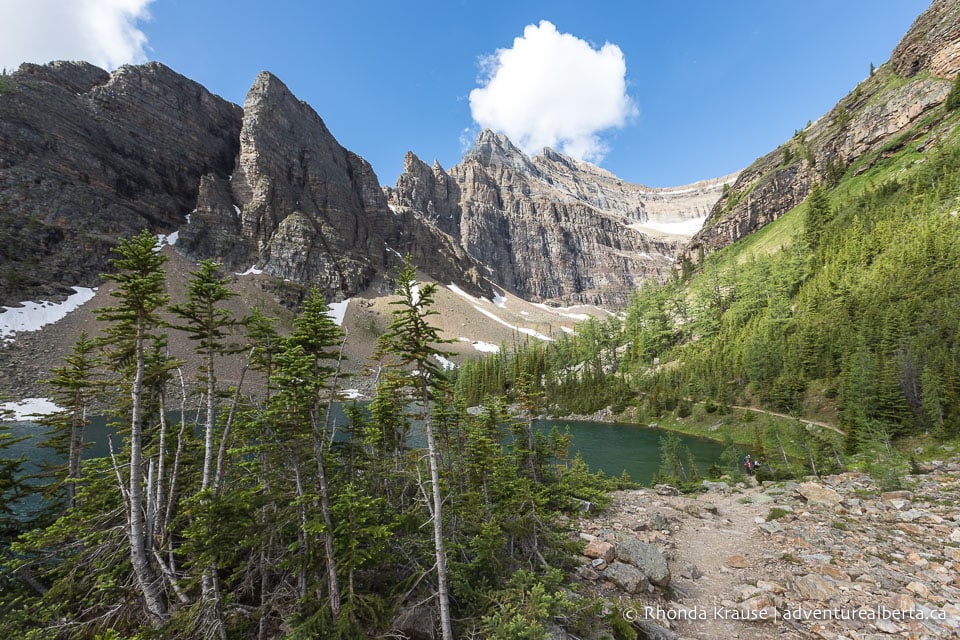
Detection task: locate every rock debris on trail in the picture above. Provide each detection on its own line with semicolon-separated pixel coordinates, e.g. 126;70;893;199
573;457;960;639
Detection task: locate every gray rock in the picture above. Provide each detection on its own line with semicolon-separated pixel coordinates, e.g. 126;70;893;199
792;574;838;601
702;480;731;493
679;562;703;580
602;561;646;594
758;521;784;534
616;537;671;587
654;484;679;496
796;482;843;508
0;60;241;306
387;130;732;306
634;619;678;640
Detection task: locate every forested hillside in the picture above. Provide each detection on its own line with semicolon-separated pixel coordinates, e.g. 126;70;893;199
458;88;960;471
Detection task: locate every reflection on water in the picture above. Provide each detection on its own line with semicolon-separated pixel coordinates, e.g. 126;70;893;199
533;419;724;485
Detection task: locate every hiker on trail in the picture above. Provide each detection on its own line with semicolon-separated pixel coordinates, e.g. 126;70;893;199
744;454;753;476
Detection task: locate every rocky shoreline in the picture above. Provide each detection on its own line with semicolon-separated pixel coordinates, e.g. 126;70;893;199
570;455;960;639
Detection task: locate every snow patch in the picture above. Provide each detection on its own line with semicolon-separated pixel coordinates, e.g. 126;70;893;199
634;216;707;236
154;232;181;250
531;303;596;321
233;204;241;217
561;326;575;334
339;388;364;400
447;283;478;303
433;353;456;371
473;306;553;341
0;287;96;344
471;341;500;353
492;291;507;307
410;282;421;306
326;299;350;327
236;265;264;276
1;398;63;421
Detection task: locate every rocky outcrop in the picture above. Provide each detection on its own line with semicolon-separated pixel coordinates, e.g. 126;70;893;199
178;72;484;303
891;0;960;78
388;130;736;306
681;0;960;267
0;61;242;305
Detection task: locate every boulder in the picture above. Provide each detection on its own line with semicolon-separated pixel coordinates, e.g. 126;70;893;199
616;538;671;587
796;482;843;508
702;480;731;493
654;484;679;496
602;561;647;594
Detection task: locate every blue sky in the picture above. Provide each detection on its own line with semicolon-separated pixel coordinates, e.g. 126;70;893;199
1;1;932;187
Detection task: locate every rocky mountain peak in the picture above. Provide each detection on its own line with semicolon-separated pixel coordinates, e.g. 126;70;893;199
388;129;732;306
177;70;484;303
463;128;540;175
0;60;241;305
13;60;109;94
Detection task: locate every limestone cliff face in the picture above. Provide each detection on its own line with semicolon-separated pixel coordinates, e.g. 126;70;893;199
178;72;483;301
387;130;735;306
0;61;242;304
681;0;960;265
891;0;960;79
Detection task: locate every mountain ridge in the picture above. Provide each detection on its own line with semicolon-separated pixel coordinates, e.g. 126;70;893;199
681;0;960;267
0;63;730;311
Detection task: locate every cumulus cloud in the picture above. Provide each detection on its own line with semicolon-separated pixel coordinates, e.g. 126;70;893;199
0;0;153;72
469;20;637;163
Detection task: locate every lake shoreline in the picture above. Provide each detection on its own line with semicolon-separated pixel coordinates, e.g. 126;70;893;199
546;406;731;446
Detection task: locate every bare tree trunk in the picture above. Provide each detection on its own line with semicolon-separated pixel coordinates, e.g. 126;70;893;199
129;323;168;621
312;428;341;620
67;402;85;508
213;352;251;496
422;377;453;640
199;349;227;640
202;349;217;491
153;391;167;541
292;460;308;601
775;430;790;468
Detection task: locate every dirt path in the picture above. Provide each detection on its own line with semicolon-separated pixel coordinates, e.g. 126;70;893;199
578;482;809;639
727;404;843;435
578;461;960;639
665;484;805;639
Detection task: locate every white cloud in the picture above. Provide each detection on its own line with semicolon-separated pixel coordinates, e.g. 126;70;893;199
0;0;153;72
469;20;637;163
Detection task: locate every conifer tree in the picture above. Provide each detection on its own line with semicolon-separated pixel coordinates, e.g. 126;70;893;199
375;256;456;640
168;258;239;637
95;229;170;622
804;183;832;252
284;288;347;622
41;331;98;508
169;259;238;492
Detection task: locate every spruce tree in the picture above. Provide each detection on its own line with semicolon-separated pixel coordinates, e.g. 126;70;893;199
95;229;170;622
375;256;456;640
40;331;98;508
